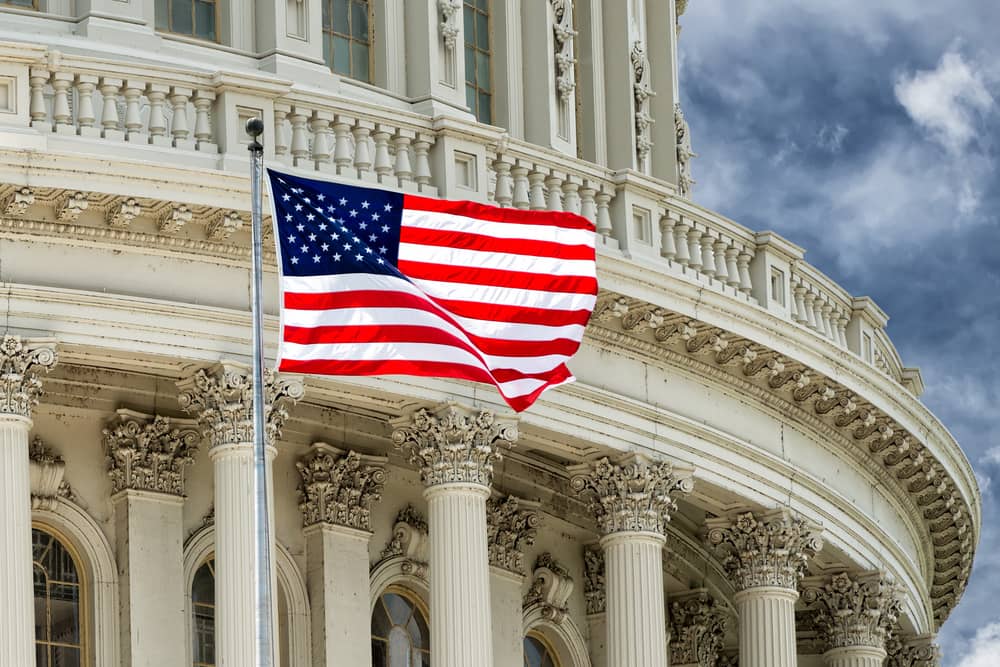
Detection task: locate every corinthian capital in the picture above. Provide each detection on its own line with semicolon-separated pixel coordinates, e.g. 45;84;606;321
176;362;304;450
704;509;823;591
296;443;386;532
390;402;518;488
103;409;199;496
668;590;728;667
486;495;539;574
0;335;57;419
886;635;941;667
801;571;903;652
568;454;693;536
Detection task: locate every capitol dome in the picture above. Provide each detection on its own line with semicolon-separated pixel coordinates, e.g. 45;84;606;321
0;1;979;666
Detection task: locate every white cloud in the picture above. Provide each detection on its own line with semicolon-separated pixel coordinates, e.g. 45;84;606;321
951;622;1000;667
894;51;994;154
974;471;992;498
817;123;849;153
983;447;1000;465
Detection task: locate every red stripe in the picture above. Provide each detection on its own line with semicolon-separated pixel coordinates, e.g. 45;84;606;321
398;259;598;295
429;297;592;327
399;226;595;260
404;194;595;231
284;324;582;358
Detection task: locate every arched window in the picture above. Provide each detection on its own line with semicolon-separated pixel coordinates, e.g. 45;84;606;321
463;0;493;124
33;527;84;667
523;633;560;667
371;588;430;667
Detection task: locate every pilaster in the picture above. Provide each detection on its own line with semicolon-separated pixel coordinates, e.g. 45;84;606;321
404;0;470;117
668;589;729;667
583;544;608;667
487;495;539;667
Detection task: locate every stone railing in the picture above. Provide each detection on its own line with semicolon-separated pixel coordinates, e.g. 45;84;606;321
0;44;916;392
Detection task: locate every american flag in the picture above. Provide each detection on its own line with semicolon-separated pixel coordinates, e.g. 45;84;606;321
266;168;597;412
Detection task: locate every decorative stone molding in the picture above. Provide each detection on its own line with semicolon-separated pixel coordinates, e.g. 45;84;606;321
551;0;577;103
56;192;88;222
106;197;141;229
296;443;386;531
103;409;199;496
675;0;689;35
379;505;429;578
2;187;35;216
0;335;57;419
568;454;693;536
801;571;903;652
486;495;539;574
438;0;462;50
206;210;244;241
176;362;304;450
886;635;941;667
583;544;605;615
704;509;823;591
675;103;696;197
630;41;655;168
158;204;193;234
668;589;728;667
524;553;574;623
390;403;518;488
29;437;73;509
716;651;738;667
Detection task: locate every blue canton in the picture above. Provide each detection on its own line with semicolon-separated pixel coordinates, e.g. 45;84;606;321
268;170;404;278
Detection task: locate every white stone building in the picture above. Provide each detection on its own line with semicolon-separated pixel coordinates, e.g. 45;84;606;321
0;0;980;666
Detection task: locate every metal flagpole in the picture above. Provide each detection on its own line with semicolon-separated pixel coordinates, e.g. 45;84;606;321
246;116;276;667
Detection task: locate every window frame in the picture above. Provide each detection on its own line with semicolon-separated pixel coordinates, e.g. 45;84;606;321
463;0;494;125
32;522;89;667
523;631;562;667
371;585;431;667
0;0;39;9
191;557;217;667
322;0;375;83
155;0;221;44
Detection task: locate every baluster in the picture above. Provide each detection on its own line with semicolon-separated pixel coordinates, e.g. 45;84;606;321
493;158;513;207
700;234;716;277
725;248;740;288
528;170;547;210
561;178;581;215
352;119;374;177
146;83;170;146
579;184;597;223
310;110;333;171
812;296;825;334
821;302;835;339
393;129;415;187
51;72;74;135
511;163;530;210
122;80;147;143
714;240;729;282
659;211;677;261
737;251;753;294
332;115;354;175
75;75;99;137
168;86;193;150
673;219;691;265
99;77;124;140
545;172;564;211
687;226;702;271
192;90;217;152
791;282;807;323
837;314;849;348
413;134;433;191
29;68;51;132
273;103;290;162
373;124;394;183
288;107;310;167
802;291;818;330
595;190;613;238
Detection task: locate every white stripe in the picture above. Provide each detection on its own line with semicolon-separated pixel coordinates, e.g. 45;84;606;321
398;242;596;277
402;209;596;247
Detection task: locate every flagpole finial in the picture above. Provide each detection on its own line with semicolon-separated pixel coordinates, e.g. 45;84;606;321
246;117;264;153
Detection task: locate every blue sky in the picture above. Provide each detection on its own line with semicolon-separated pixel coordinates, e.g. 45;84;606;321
677;2;998;664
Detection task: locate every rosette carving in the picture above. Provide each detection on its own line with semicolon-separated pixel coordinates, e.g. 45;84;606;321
569;454;693;536
668;590;728;667
886;635;941;667
176;362;304;449
390;403;518;488
103;410;199;496
0;335;57;419
801;571;903;652
296;443;386;531
486;495;539;574
583;545;605;614
524;553;574;623
704;509;823;591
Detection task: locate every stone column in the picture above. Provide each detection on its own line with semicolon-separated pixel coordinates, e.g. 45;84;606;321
391;403;519;667
486;495;539;667
705;510;823;667
296;443;386;667
570;454;694;667
668;590;729;667
177;362;303;667
801;572;903;667
0;335;56;667
104;410;199;667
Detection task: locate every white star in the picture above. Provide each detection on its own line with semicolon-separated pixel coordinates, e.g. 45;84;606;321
313;255;321;263
308;233;317;241
287;235;296;243
290;256;299;264
284;214;292;222
361;200;370;209
352;236;360;243
384;203;393;211
359;222;367;230
277;177;286;184
340;226;349;233
321;243;329;251
300;244;309;253
327;205;336;213
365;247;373;254
282;194;290;201
355;253;363;261
377;258;385;265
306;213;315;221
333;253;341;261
369;234;377;242
344;243;352;251
317;194;325;201
303;197;311;204
319;223;327;231
372;212;380;221
331;232;340;240
297;224;305;232
339;197;347;205
294;204;303;211
379;246;387;254
381;225;390;233
349;210;358;217
292;188;302;194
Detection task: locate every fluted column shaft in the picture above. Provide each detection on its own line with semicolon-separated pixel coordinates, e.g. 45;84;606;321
734;587;798;667
426;482;493;667
603;531;668;667
0;414;35;667
823;646;887;667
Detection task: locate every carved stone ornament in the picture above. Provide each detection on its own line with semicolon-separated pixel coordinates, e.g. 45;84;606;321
2;187;35;217
438;0;462;50
390;403;518;488
103;410;200;496
296;443;386;532
630;41;655;168
106;197;141;229
29;437;73;510
486;495;539;574
524;553;574;623
0;335;57;419
801;572;903;652
551;0;577;102
668;590;728;667
379;504;429;579
158;204;192;234
569;454;693;536
56;192;88;222
675;103;697;198
583;544;606;615
206;210;244;241
704;509;823;591
176;362;304;450
886;635;941;667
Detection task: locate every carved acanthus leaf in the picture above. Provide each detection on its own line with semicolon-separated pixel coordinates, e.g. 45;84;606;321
583;544;605;615
206;210;244;241
630;41;655;168
551;0;577;102
103;410;200;496
0;335;57;419
801;571;903;652
486;495;539;574
158;204;192;234
297;444;386;531
668;590;728;667
56;192;88;222
106;197;141;229
524;553;574;623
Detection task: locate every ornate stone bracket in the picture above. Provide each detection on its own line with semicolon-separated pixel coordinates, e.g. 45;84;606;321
668;589;728;667
378;504;429;579
29;437;74;509
569;454;693;536
524;553;574;623
704;509;823;592
886;634;941;667
486;494;539;574
2;187;35;217
583;544;605;615
103;409;200;496
438;0;462;50
296;443;386;532
390;402;518;488
800;571;903;653
0;335;57;419
176;361;304;450
630;41;655;170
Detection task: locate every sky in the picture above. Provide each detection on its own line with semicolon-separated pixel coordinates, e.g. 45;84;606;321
677;2;998;664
